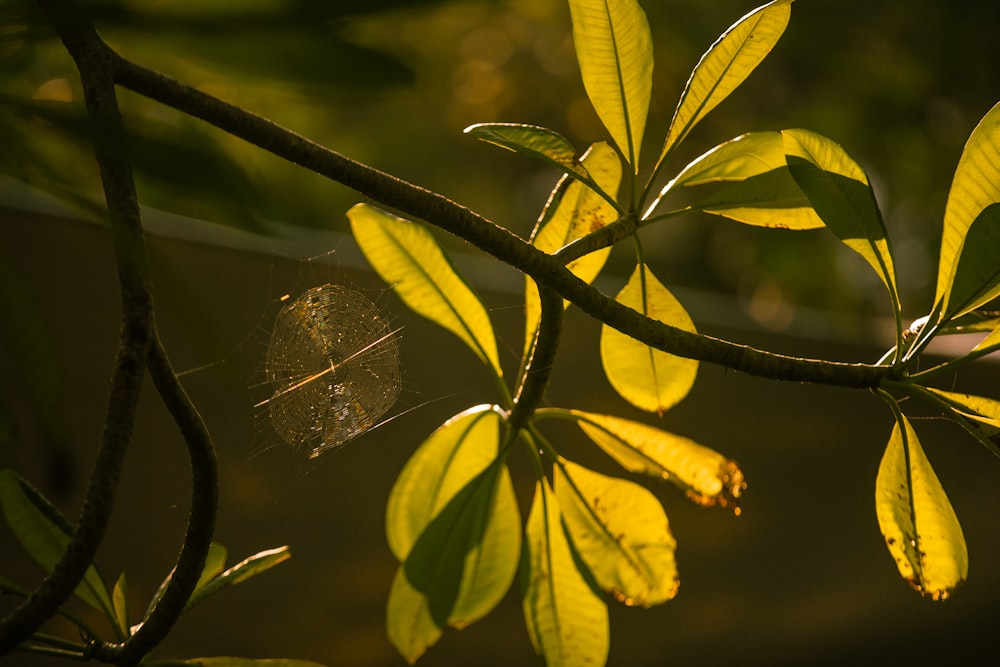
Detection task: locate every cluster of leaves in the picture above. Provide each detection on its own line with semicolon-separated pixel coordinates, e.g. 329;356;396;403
0;469;304;664
344;0;1000;664
4;0;1000;665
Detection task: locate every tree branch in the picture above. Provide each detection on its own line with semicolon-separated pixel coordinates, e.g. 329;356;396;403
2;2;217;660
0;0;153;653
111;56;889;389
92;336;218;664
510;286;564;431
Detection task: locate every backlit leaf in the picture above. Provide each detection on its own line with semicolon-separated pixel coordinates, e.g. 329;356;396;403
657;0;792;167
386;568;442;664
112;572;129;639
194;542;228;596
521;479;609;667
600;264;697;414
349;204;502;378
649;132;823;228
464;123;588;180
934;100;1000;320
972;323;1000;354
386;407;520;662
525;142;622;354
389;462;520;662
555;458;678;607
568;0;653;170
939;204;1000;321
0;468;115;620
386;405;502;561
569;411;745;510
925;388;1000;458
783;129;899;306
875;415;967;600
185;546;291;610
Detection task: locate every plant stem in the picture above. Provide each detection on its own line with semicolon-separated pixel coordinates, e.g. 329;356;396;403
91;336;218;664
111;55;889;389
0;0;153;654
1;2;218;660
509;287;564;432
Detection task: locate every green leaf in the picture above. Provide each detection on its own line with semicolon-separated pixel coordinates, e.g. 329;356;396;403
600;264;698;415
112;572;129;639
783;129;899;307
194;542;229;596
0;469;115;620
521;479;609;667
925;388;1000;458
349;204;503;379
569;411;745;510
525;142;622;354
934;100;1000;320
386;406;520;662
554;458;678;607
185;546;291;610
388;462;520;662
386;569;443;665
464;123;589;180
972;322;1000;354
653;132;823;228
657;0;792;169
939;204;1000;321
0;572;28;596
568;0;653;171
386;405;503;561
875;414;967;600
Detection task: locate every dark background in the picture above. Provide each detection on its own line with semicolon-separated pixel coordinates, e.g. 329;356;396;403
3;1;1000;664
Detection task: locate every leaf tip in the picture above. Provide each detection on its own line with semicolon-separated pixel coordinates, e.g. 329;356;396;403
685;459;746;515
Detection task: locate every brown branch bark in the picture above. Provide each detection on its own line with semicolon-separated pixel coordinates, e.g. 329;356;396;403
1;1;218;661
112;55;889;389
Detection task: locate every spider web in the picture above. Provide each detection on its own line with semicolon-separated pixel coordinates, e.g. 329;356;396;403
255;283;401;459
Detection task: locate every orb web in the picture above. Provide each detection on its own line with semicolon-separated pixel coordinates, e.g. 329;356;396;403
258;283;401;458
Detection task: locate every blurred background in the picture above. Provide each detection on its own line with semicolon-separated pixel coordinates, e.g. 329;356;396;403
2;0;1000;664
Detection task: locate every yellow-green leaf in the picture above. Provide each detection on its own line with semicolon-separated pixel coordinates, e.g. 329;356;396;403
521;479;609;667
658;0;792;166
555;458;678;607
193;542;228;597
385;405;502;561
600;264;697;414
386;407;520;662
568;0;652;170
934;100;1000;320
783;128;899;307
184;546;291;610
389;461;520;662
569;411;745;510
464;123;589;180
925;388;1000;458
349;204;502;378
972;323;1000;354
0;469;115;620
653;132;823;229
112;572;129;639
386;567;442;664
875;415;967;600
525;142;622;354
